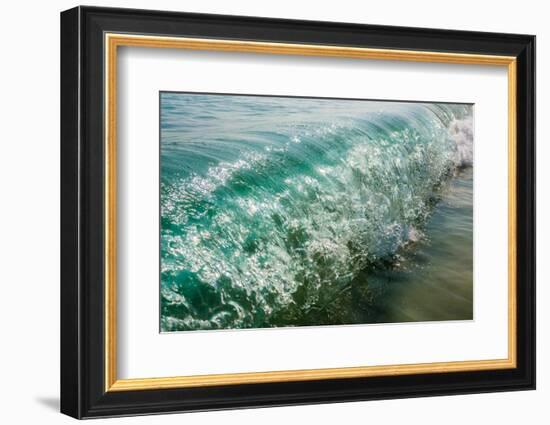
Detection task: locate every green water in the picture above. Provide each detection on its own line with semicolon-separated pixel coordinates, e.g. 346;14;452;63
160;93;473;332
281;167;474;326
371;167;473;322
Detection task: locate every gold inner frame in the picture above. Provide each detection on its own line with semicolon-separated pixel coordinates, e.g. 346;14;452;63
104;33;518;392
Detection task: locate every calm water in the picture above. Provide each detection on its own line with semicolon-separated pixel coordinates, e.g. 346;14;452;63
159;93;473;332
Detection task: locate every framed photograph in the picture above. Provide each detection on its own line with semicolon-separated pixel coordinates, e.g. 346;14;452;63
60;6;535;419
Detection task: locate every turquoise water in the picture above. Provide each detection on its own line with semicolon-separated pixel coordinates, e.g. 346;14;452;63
160;93;473;332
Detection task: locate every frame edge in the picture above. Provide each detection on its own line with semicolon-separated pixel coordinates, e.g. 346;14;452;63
60;6;83;420
516;34;536;391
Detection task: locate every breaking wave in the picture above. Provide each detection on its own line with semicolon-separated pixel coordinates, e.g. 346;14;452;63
159;94;473;331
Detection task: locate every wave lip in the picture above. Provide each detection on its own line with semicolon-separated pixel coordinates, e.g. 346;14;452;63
160;94;473;332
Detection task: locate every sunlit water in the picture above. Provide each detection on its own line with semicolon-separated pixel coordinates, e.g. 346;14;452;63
159;93;473;332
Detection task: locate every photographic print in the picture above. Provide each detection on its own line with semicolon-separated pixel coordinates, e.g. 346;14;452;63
160;92;474;332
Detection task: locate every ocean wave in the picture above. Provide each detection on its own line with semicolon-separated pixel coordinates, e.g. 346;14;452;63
159;95;473;331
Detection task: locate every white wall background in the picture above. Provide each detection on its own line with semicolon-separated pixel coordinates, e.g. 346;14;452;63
0;0;545;423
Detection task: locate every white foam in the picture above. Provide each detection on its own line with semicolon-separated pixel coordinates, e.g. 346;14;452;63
448;116;474;167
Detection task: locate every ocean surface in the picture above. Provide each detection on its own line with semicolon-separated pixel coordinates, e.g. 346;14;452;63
159;93;473;332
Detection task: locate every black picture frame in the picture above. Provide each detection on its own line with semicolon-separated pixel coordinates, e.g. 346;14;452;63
61;5;535;419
